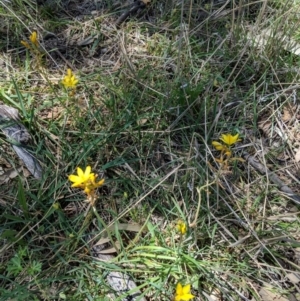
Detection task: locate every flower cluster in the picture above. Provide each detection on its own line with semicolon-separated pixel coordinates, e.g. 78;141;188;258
68;166;104;197
212;133;241;165
174;283;195;301
62;69;79;89
21;31;39;49
68;167;194;300
174;222;194;299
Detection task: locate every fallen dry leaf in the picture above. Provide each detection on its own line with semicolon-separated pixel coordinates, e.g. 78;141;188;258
0;104;43;179
107;223;144;233
286;273;300;284
0;167;22;184
282;106;294;122
295;148;300;162
97;242;121;254
259;285;289;301
258;119;272;136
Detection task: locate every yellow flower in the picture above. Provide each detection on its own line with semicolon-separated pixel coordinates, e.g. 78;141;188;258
68;166;104;196
62;69;79;89
176;220;187;235
212;141;225;151
212;141;231;157
21;40;31;49
21;31;39;49
174;283;195;301
29;31;39;47
219;133;241;146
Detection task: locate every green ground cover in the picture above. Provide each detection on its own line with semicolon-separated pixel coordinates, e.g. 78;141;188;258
1;0;300;300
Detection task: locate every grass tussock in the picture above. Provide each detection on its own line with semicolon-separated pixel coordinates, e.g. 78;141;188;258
1;0;300;300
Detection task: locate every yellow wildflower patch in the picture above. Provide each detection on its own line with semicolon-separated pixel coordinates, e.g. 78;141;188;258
174;283;195;301
212;133;242;166
29;31;39;47
21;31;39;49
176;220;187;235
62;69;79;89
68;166;104;196
219;133;241;146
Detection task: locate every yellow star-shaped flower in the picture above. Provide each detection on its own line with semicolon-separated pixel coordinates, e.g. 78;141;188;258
219;133;241;146
176;220;187;235
68;166;104;196
62;69;79;89
174;283;195;301
21;31;39;49
29;31;39;47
